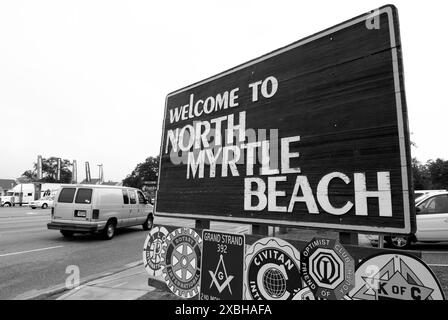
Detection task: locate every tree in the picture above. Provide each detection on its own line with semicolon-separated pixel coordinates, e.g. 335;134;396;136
122;156;159;189
412;157;431;190
22;170;37;182
426;158;448;190
21;157;72;183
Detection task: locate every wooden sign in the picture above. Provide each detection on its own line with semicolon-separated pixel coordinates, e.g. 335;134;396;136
156;5;415;234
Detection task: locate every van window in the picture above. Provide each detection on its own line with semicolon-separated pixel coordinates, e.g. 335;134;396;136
122;190;129;204
75;188;93;204
137;191;146;204
58;188;76;203
129;190;137;204
27;193;32;196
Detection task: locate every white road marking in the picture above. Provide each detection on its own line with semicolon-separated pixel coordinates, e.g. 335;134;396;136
428;263;448;267
0;216;49;224
0;227;46;235
0;245;63;257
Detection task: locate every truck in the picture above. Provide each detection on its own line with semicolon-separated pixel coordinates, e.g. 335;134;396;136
0;183;62;207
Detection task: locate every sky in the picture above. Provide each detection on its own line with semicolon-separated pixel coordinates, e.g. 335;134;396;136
0;0;447;182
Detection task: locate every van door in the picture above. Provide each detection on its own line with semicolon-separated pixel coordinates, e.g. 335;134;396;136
136;190;148;224
121;189;132;227
73;188;93;222
416;194;448;241
128;189;138;225
53;187;77;220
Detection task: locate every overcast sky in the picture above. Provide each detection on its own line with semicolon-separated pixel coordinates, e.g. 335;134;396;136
0;0;446;182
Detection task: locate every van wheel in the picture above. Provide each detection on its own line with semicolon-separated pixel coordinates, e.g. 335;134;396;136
103;221;116;240
60;230;74;237
143;216;154;231
31;207;36;209
42;203;48;209
4;203;11;207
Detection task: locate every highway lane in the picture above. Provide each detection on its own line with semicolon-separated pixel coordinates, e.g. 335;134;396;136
0;206;250;299
0;207;150;299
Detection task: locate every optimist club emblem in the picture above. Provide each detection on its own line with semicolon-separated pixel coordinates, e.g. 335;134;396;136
301;238;355;300
142;226;168;276
245;237;303;300
349;253;445;300
161;227;202;298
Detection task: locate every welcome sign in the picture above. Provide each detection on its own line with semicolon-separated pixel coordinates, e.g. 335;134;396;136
156;5;415;234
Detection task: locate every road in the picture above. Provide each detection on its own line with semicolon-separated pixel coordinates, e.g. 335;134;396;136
0;206;249;300
1;206;448;299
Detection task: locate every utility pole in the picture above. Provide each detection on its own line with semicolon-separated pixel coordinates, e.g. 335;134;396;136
85;162;91;183
98;164;104;184
37;155;43;180
35;155;43;200
56;158;61;181
72;160;77;184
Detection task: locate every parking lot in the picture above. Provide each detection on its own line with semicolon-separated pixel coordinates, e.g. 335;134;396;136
1;205;448;299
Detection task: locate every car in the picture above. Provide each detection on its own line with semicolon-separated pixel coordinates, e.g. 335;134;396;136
29;196;54;209
47;184;154;240
386;191;448;249
414;189;446;203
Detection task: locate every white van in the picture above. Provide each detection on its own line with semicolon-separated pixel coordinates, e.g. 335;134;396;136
47;184;154;239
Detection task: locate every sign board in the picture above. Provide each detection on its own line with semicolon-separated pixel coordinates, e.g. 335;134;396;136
349;253;445;300
301;238;355;300
200;230;245;300
244;237;303;300
142;226;169;276
156;5;414;234
161;227;202;299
